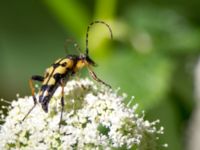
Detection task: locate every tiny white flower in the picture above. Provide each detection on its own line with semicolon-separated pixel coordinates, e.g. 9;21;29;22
0;78;166;149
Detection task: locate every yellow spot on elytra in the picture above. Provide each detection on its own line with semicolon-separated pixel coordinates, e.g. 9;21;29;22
54;66;66;75
47;77;56;85
55;58;62;63
42;58;74;85
43;78;48;84
43;66;54;84
60;59;74;68
48;66;54;73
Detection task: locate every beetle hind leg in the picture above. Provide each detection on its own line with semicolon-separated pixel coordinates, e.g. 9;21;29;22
59;79;65;129
22;75;44;122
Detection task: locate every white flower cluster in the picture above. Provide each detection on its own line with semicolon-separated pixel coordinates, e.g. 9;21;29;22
0;78;166;150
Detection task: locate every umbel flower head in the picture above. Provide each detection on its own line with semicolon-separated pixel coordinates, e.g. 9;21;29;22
0;78;167;150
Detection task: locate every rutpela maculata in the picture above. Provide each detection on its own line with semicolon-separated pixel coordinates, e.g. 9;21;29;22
22;21;113;128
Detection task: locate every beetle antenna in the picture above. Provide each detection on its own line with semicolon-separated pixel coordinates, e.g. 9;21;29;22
85;20;113;56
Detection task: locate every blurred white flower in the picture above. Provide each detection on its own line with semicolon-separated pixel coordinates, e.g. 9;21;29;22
0;78;166;149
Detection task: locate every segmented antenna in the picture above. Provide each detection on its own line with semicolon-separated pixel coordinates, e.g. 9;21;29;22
85;20;113;55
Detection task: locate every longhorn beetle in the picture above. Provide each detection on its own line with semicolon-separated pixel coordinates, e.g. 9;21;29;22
22;21;113;127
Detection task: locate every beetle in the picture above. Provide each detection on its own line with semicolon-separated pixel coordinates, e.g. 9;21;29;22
22;21;113;127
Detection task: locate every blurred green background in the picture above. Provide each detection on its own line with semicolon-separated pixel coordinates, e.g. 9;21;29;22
1;0;200;149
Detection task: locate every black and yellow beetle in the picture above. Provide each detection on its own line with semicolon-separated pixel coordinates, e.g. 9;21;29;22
22;21;113;127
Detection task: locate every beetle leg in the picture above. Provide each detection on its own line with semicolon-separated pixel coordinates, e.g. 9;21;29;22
87;66;111;88
76;71;81;79
22;75;44;121
75;72;87;89
32;75;44;82
59;79;65;129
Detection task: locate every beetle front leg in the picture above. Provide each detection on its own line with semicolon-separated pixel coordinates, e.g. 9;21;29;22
87;66;111;88
22;75;44;121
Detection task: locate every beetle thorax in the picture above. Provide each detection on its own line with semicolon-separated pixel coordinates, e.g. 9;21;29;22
74;59;88;72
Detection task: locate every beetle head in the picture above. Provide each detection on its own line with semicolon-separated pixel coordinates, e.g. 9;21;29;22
79;53;97;67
